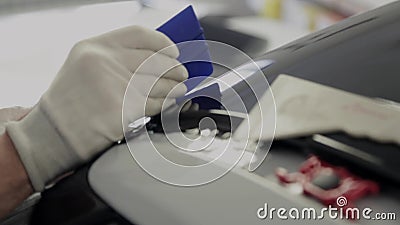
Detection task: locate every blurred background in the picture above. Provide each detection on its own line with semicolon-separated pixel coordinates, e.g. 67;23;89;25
0;0;396;30
0;0;397;108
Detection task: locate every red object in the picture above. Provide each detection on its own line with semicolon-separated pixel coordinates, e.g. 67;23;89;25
276;156;379;216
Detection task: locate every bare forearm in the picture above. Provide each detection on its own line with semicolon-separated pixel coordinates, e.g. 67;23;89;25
0;132;33;219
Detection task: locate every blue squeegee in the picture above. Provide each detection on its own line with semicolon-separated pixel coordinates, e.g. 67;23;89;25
157;6;220;109
157;5;214;80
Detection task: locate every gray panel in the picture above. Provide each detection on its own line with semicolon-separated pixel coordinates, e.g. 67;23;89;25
89;134;347;225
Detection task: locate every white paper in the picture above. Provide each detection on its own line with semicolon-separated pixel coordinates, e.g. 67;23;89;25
239;74;400;145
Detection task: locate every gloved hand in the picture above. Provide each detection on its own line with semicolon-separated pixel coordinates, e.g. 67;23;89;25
6;26;188;192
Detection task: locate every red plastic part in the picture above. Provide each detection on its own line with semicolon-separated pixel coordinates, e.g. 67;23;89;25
275;156;379;216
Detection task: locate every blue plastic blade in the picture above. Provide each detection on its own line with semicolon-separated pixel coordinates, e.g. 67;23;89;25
157;6;213;79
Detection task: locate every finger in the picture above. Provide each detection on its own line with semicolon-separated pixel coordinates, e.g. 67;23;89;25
145;98;176;116
191;103;200;111
133;74;187;98
150;78;187;98
181;100;192;112
117;49;188;81
97;26;179;58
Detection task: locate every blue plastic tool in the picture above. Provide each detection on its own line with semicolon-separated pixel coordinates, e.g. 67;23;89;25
157;6;220;109
157;5;214;80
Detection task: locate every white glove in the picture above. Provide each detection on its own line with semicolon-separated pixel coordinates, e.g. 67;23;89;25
6;26;188;191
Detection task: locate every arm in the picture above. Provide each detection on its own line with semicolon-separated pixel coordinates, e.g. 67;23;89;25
0;132;33;219
2;26;186;218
